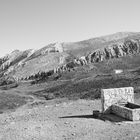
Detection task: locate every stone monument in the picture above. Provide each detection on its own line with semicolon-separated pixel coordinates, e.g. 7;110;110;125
101;87;140;121
101;87;134;113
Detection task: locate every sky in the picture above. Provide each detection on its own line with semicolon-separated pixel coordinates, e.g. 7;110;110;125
0;0;140;57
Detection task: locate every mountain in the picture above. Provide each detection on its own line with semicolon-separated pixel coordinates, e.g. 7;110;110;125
0;32;140;81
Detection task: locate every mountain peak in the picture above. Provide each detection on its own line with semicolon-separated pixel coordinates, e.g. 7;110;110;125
97;31;140;42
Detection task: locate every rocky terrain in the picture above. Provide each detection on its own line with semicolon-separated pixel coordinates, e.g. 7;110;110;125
1;98;140;140
0;32;140;81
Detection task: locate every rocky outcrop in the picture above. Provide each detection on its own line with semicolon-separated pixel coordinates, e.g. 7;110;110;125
36;42;64;55
52;39;140;75
0;50;30;71
54;42;63;53
86;39;140;63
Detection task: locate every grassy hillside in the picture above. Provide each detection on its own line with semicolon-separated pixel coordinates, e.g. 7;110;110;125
26;54;140;101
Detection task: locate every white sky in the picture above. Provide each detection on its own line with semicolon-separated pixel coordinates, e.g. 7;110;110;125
0;0;140;57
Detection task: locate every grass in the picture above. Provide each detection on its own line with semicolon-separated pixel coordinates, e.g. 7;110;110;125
1;68;139;114
28;69;140;100
26;54;140;101
0;53;140;113
0;92;30;113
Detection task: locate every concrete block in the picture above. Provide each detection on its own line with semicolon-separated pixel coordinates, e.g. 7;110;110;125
101;87;134;113
111;102;140;121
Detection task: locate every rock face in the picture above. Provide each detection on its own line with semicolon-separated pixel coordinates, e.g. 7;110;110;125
55;38;140;73
0;32;140;80
86;39;140;63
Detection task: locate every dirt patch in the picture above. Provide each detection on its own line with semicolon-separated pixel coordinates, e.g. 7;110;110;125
0;99;140;139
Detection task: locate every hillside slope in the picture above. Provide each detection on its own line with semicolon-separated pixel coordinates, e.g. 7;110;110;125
0;32;140;81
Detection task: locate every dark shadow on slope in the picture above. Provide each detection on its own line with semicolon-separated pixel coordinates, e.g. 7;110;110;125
60;110;130;123
0;91;33;114
0;76;18;90
60;115;94;119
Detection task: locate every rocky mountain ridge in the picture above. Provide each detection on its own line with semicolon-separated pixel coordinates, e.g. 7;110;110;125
0;32;140;81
